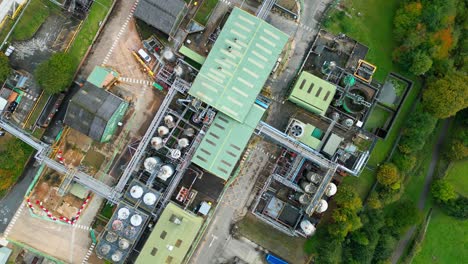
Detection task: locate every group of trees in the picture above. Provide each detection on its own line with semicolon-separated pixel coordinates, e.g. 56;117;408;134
0;139;33;196
35;52;77;94
0;53;12;84
431;179;467;219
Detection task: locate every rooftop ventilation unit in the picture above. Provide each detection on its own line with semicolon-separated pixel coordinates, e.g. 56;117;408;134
169;214;182;225
289;121;305;138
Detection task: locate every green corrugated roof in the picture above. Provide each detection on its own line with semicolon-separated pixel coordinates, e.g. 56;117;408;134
298;124;322;149
179;45;206;65
192;104;265;180
136;202;203;264
87;66;119;88
188;7;288;122
289;71;336;116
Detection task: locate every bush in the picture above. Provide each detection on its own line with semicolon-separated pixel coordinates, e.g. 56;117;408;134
0;53;11;83
431;179;457;202
392;150;417;173
334;185;363;211
386;200;421;236
398;108;437;154
441;196;468;219
35;52;76;94
377;163;400;189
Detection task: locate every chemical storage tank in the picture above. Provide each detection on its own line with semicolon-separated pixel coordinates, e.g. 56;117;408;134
300;219;316;236
316;199;328;213
163;48;176;62
306;172;322;184
111;251;123;262
298;194;311;205
151;137;164;150
99;244;111;255
119;238;130;250
130;214;143;227
183;128;195;137
157;126;169;137
326;183;337;197
157;164;175;181
301;182;318;194
143;192;157;206
171;149;181;159
117;207;130;220
105;232;118;243
178;138;190;148
164;115;175;128
144;157;161;174
129;185;144;199
112;220;123;231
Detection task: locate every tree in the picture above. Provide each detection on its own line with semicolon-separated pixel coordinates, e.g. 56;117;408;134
445;139;468;161
392;151;417;173
334;185;362;211
410;50;433;75
367;192;382;209
377;163;400;189
35;52;76;94
0;53;11;84
423;71;468;118
431;179;457;202
386;200;421;235
372;234;397;263
398;108;437;154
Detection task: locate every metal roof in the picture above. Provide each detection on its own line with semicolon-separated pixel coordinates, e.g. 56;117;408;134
64;82;127;142
288;71;337;116
298;123;322;150
134;0;187;35
188;7;289;122
179;45;206;65
192;104;265;180
136;202;203;264
322;133;343;157
86;66;118;88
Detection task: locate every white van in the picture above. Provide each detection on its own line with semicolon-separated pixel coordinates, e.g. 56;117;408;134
138;49;151;63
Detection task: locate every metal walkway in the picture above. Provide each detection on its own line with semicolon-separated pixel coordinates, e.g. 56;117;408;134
256;0;277;19
0;119;118;202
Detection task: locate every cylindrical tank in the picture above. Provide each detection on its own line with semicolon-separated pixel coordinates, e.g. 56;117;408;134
151;137;164;150
301;182;317;194
183;128;195;137
144;157;161;173
143;192;157;206
119;238;130;250
178;138;190;148
298;193;311;205
111;251;123;262
158;164;175;181
157;126;169;137
106;232;118;243
112;220;123;231
316;199;328;213
326;183;337;197
130;214;143;227
100;244;111;255
342;118;354;127
129;185;143;199
300;219;316;236
164;115;175;128
171;149;181;159
163;48;176;62
306;172;322;184
117;207;130;219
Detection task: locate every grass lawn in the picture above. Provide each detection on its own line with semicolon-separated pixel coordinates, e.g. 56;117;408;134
237;213;308;263
11;0;58;41
194;0;218;25
413;208;468;264
445;160;468;196
0;18;14;45
342;167;375;200
364;105;392;131
67;0;113;66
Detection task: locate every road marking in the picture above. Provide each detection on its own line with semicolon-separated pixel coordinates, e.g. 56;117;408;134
208;234;218;248
2;202;25;239
119;77;153;86
81;242;96;264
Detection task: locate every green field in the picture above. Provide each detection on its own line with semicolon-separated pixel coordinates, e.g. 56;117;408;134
364;105;392;131
341;167;375;200
11;0;57;41
445;160;468;196
194;0;218;25
413;209;468;264
68;0;113;65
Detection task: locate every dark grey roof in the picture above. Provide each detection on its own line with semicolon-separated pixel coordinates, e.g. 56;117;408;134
64;82;126;141
134;0;186;35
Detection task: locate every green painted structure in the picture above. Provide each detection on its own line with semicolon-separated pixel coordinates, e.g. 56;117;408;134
188;7;289;123
298;123;323;150
289;71;337;116
136;202;203;264
191;104;265;181
86;66;119;88
179;45;206;65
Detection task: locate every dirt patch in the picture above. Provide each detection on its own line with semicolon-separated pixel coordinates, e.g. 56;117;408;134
82;149;106;170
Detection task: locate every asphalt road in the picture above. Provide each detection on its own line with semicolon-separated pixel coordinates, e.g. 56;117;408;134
0;156;39;233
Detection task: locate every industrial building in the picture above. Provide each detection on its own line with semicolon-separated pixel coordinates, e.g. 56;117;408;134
64;82;128;142
86;66;119;88
136;202;203;264
134;0;188;37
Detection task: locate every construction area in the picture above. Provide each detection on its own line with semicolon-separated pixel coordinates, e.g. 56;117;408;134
0;1;405;264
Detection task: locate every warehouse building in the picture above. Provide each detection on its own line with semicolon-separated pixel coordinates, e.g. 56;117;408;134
134;0;188;37
64;82;128;142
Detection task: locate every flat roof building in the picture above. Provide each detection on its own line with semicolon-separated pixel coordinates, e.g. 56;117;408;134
87;66;119;88
134;0;188;36
64;82;128;142
136;202;203;264
188;7;289;123
289;71;337;116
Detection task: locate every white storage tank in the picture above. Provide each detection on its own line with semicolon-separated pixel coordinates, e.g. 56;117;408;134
119;238;130;250
183;128;195;137
306;172;322;184
151;137;164;150
144;157;161;173
130;214;143;227
298;194;311;205
171;149;181;159
158;164;175;181
111;251;123;262
178;138;190;148
316;199;328;213
157;126;169;137
163;48;176;62
300;220;316;236
301;182;317;194
143;192;157;206
129;185;144;199
326;183;337;197
100;244;111;255
164;115;175;128
117;207;130;219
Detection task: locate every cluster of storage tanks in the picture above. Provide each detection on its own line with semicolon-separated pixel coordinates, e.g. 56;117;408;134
297;170;338;214
143;156;175;182
152;114;193;160
128;185;158;207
